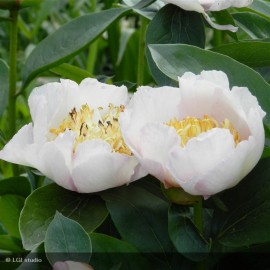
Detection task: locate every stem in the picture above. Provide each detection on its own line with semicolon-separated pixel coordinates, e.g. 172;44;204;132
193;197;205;270
8;8;18;140
8;8;19;175
194;196;203;234
137;16;148;86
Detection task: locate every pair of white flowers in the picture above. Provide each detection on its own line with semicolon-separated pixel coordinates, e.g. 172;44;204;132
0;70;265;198
162;0;253;32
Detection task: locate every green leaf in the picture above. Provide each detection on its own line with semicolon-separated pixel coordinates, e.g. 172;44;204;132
146;4;205;86
149;44;270;125
168;205;209;262
0;59;9;117
45;212;91;265
19;184;108;250
0;195;25;238
0;235;24;252
50;63;93;83
0;177;31;197
90;233;150;270
211;41;270;68
246;0;270;20
101;184;172;253
233;12;270;39
23;7;130;86
213;158;270;248
211;10;238;41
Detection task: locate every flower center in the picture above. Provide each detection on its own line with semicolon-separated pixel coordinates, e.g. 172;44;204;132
50;104;132;155
166;115;240;147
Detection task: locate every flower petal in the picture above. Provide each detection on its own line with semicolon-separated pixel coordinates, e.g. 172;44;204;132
0;124;38;167
72;140;139;193
38;131;77;191
167;128;235;188
79;78;128;108
162;0;205;12
53;261;94;270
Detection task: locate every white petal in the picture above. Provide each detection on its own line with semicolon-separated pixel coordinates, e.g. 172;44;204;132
53;261;94;270
162;0;205;12
203;13;238;32
167;128;235;186
120;86;181;143
133;123;180;186
72;140;139;193
38;131;77;191
184;139;251;197
79;78;128;108
0;124;38;167
204;0;253;11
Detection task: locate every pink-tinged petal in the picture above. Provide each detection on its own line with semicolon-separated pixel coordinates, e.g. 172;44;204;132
162;0;205;12
120;86;181;144
72;140;139;193
133;123;180;186
185;139;251;197
167;128;235;187
53;261;94;270
79;78;128;108
38;131;77;191
0;124;38;168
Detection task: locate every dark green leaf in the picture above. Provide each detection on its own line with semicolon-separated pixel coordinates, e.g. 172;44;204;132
149;44;270;125
101;184;172;253
211;41;270;68
45;212;91;265
168;205;209;261
146;4;205;86
20;184;107;250
233;12;270;39
213;158;270;248
0;195;25;238
0;177;31;197
0;59;9;117
50;63;93;83
90;233;150;270
23;7;130;86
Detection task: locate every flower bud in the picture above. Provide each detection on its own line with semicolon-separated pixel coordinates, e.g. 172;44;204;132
161;184;200;205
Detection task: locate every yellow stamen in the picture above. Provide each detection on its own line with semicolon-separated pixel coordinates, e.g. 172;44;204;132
166;115;240;147
50;104;132;155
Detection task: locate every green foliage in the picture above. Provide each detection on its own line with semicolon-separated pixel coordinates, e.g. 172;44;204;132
45;212;92;265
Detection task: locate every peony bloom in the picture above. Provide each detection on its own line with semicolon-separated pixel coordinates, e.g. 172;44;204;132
120;70;265;198
0;78;144;193
53;261;94;270
161;0;253;32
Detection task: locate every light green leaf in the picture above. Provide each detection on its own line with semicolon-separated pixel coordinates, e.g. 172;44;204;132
45;212;91;265
23;7;131;86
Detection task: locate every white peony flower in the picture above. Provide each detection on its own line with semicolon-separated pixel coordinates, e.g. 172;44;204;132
120;70;265;198
161;0;253;32
0;78;145;193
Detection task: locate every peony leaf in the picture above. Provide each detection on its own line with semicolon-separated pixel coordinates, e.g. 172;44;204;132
233;12;270;39
45;212;91;265
101;183;172;254
149;44;270;125
146;4;205;86
213;158;270;248
0;177;31;198
168;205;209;262
211;41;270;68
90;233;150;270
23;7;130;87
19;184;108;250
0;59;9;117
